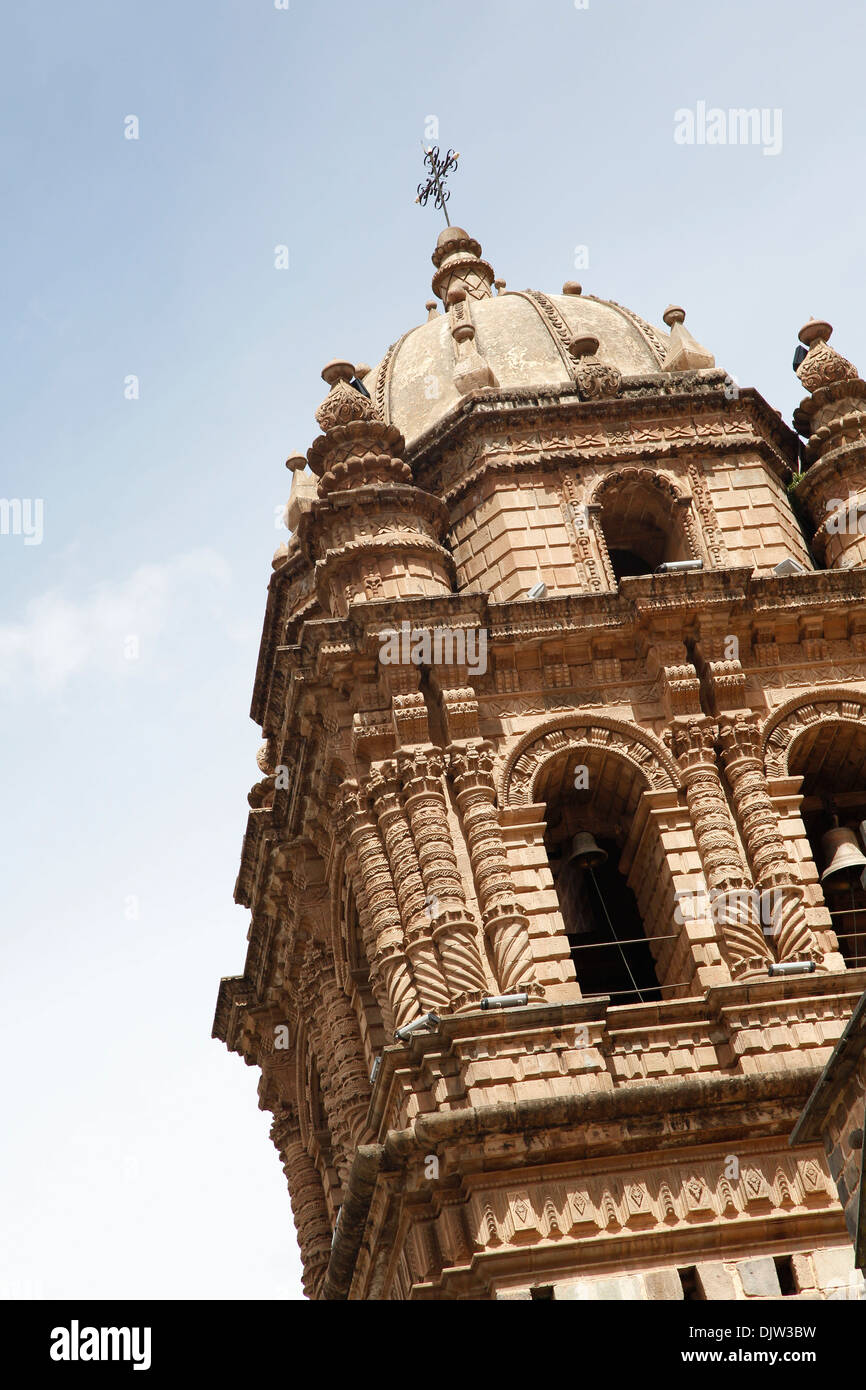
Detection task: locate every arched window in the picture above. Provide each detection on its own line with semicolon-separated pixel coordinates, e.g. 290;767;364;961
596;473;695;582
538;746;664;1004
793;722;866;968
553;832;661;1001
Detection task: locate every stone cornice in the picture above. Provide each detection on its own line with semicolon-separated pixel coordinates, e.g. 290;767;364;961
403;379;798;498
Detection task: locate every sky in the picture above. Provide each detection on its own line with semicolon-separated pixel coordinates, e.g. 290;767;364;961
1;0;864;1302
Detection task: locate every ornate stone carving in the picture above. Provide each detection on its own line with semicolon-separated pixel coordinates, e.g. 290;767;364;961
670;717;771;978
719;713;822;965
367;763;451;1013
500;715;680;807
397;748;488;1008
448;742;542;998
270;1103;332;1299
762;690;866;777
339;781;420;1031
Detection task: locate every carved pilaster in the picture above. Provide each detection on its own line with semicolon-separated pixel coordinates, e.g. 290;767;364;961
298;950;353;1185
315;957;372;1145
271;1103;332;1300
367;762;451;1013
340;782;420;1031
719;713;822;965
448;742;542;997
397;748;488;1009
341;832;396;1035
670;718;771;979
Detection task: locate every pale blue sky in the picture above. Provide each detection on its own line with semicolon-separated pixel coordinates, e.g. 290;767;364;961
1;0;863;1300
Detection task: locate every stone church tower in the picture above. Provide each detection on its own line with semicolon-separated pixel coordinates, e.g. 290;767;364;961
213;226;866;1301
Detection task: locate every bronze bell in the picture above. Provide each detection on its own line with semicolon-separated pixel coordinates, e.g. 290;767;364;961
820;825;866;885
567;831;608;869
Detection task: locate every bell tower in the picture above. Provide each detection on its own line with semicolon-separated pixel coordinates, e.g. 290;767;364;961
214;229;866;1302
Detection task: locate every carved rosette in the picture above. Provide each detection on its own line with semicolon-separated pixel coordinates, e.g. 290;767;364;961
573;360;623;401
719;714;821;965
339;782;420;1031
397;748;488;1009
271;1103;332;1300
449;742;542;997
367;763;451;1013
670;718;771;978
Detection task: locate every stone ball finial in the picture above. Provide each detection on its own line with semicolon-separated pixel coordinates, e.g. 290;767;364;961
425;300;439;321
354;362;372;378
799;318;833;347
568;334;600;360
285;451;306;472
494;278;506;294
663;305;686;328
562;281;583;296
446;286;467;306
321;358;355;387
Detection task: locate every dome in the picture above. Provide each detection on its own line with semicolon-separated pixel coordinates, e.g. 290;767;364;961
362;227;672;450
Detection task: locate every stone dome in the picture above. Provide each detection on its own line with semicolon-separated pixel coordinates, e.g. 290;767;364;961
361;227;672;450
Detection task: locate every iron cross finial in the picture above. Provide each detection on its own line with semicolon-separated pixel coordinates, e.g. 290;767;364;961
415;144;460;227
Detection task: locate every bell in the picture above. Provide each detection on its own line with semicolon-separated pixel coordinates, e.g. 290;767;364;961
820;826;866;884
567;831;608;870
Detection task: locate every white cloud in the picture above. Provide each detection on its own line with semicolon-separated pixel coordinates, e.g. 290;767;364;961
0;549;231;693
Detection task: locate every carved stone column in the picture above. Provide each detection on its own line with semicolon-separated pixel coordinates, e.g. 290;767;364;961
340;782;420;1032
448;742;542;997
270;1103;332;1300
719;713;821;964
316;957;371;1145
367;763;451;1013
298;951;353;1185
340;834;395;1035
670;718;771;979
397;748;488;1010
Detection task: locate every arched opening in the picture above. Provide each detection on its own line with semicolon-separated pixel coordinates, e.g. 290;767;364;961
596;476;693;582
537;746;664;1003
791;720;866;968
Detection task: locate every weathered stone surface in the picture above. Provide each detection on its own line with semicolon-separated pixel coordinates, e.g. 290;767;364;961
696;1262;737;1300
738;1257;781;1298
644;1268;684;1301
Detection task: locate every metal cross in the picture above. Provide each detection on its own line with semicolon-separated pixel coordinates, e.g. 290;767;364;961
415;145;459;227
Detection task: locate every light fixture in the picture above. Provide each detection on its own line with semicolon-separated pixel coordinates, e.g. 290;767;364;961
481;993;529;1010
567;831;608;869
774;557;806;576
394;1011;441;1043
767;961;817;977
527;581;547;600
656;558;703;574
369;1054;382;1086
